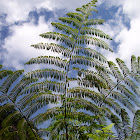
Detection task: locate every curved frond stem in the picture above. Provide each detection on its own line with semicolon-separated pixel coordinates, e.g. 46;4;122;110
99;75;127;107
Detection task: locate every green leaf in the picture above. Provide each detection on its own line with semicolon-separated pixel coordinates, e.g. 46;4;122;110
0;70;24;93
80;27;112;40
25;56;68;69
17;118;27;140
59;17;82;29
51;22;78;38
77;35;113;52
40;32;75;47
31;43;72;57
84;19;105;26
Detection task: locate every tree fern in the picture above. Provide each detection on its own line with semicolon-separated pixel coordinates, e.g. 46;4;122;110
24;0;140;139
0;0;140;140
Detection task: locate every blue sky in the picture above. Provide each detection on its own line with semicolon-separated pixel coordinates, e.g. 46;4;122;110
0;0;140;70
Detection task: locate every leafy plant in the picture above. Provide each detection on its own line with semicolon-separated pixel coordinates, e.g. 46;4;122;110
0;66;42;140
0;0;140;140
87;123;116;140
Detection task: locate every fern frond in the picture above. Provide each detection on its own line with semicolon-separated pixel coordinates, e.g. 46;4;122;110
77;35;113;52
74;45;107;63
76;7;98;15
59;17;82;29
9;78;38;102
23;102;41;118
131;55;138;73
103;98;122;115
25;69;66;81
71;55;102;68
132;73;140;82
0;126;18;140
67;12;84;21
80;70;108;88
78;70;108;91
87;0;98;5
67;98;102;115
98;70;115;88
117;85;139;106
68;87;103;104
67;112;99;125
80;27;112;40
0;104;14;118
120;109;131;138
108;61;124;81
40;32;75;47
84;19;105;26
25;56;68;69
116;58;131;76
82;5;98;13
2;111;21;128
111;91;134;112
46;119;65;139
0;64;2;69
0;94;8;103
101;107;123;139
17;91;36;109
17;118;27;140
124;77;140;96
131;110;140;139
51;22;78;38
18;91;60;110
0;70;13;79
31;43;72;57
27;127;40;140
0;70;24;93
21;80;65;94
31;107;62;125
37;128;49;137
76;7;88;15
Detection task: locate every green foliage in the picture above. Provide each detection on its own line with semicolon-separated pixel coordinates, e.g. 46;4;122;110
0;0;140;140
87;124;116;140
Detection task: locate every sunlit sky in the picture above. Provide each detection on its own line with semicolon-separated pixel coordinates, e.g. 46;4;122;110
0;0;140;70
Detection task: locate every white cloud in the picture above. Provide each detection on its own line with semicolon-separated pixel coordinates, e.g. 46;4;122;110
117;18;140;63
123;0;140;19
2;16;61;69
97;0;140;67
115;0;140;65
97;0;123;8
0;0;91;23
